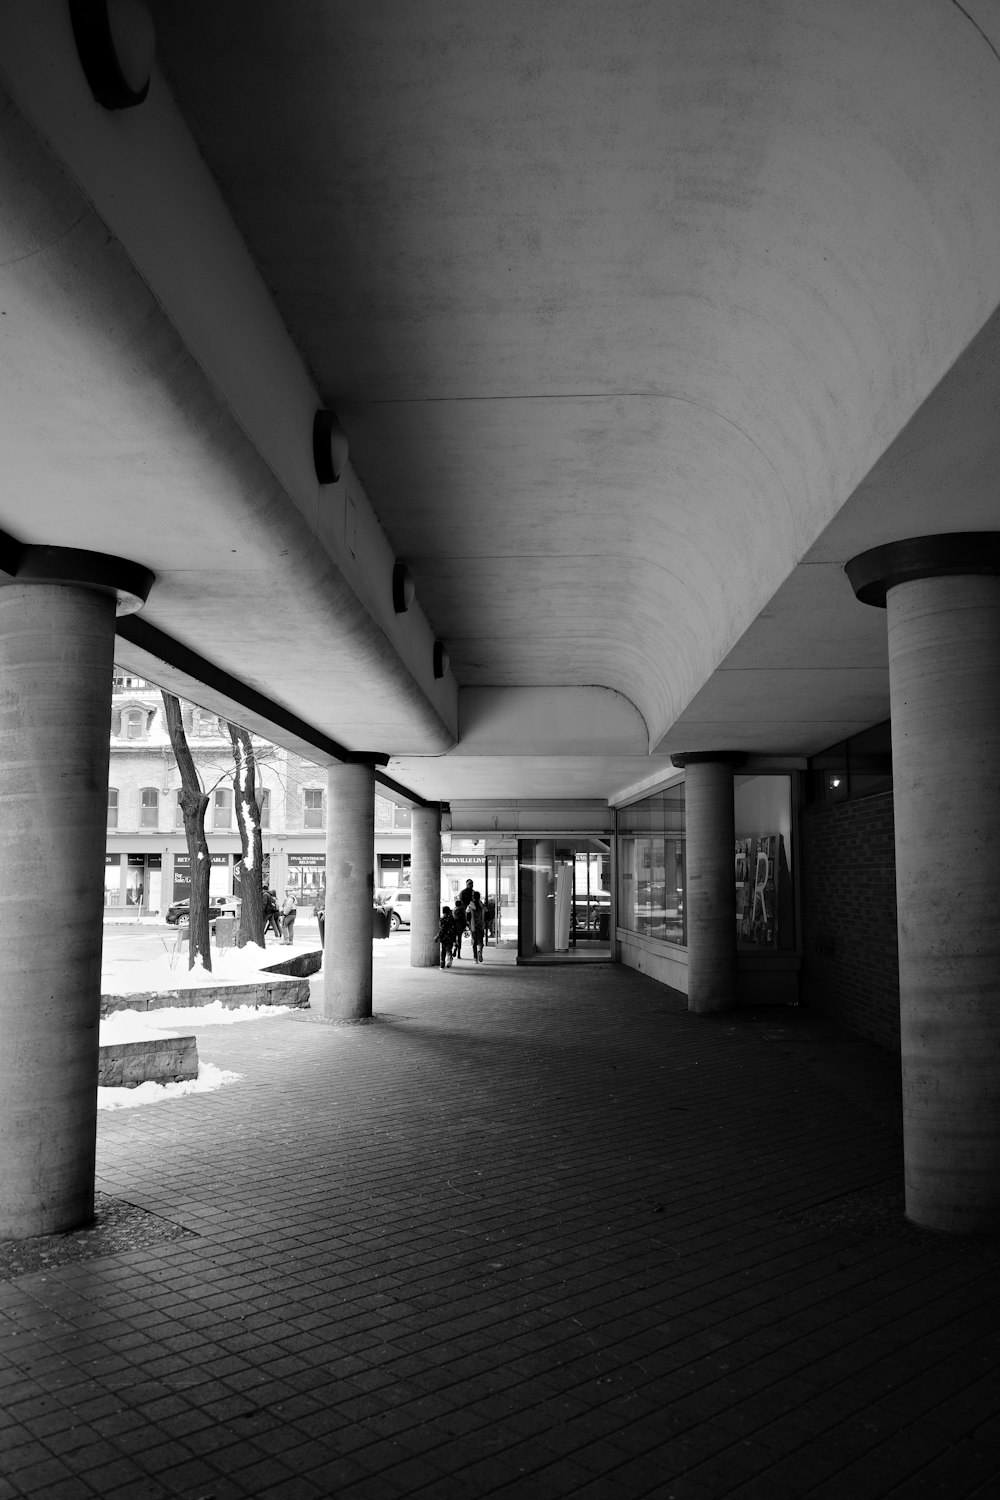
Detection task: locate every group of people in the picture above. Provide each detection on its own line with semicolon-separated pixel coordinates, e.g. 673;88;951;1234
263;887;298;944
435;879;486;969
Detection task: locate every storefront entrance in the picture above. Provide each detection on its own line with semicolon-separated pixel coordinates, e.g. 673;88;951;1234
517;839;612;961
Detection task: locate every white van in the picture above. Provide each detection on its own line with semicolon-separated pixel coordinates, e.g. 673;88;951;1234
376;887;411;931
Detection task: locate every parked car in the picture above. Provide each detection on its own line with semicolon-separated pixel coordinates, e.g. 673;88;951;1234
165;897;240;927
375;887;411;931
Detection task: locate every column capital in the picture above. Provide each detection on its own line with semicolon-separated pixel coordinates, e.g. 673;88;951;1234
846;532;1000;609
0;534;154;616
670;751;747;769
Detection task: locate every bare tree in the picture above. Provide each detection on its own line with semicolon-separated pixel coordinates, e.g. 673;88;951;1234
228;722;265;946
161;691;212;972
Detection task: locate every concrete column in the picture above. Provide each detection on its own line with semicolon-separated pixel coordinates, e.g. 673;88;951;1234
671;753;744;1015
534;839;556;953
848;534;1000;1234
0;546;152;1239
410;804;441;966
321;761;375;1020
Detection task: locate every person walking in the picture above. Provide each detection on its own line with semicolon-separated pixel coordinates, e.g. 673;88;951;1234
263;887;282;941
457;879;475;918
280;891;297;945
466;890;486;963
451;899;467;962
435;905;456;969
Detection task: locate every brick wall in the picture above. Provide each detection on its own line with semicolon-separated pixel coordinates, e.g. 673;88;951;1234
800;791;900;1052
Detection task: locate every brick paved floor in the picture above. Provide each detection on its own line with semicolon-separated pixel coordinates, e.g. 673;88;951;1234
2;946;999;1499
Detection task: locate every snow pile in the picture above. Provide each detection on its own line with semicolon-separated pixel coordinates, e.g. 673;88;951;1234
100;999;294;1044
102;942;306;994
97;998;295;1109
97;1063;241;1110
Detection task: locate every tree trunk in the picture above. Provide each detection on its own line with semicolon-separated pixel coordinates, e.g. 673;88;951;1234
228;722;265;947
162;692;212;971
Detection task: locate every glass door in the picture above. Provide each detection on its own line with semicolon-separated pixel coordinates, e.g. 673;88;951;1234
518;839;611;959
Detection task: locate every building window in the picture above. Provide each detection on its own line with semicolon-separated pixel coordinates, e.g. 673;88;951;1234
107;788;118;829
617;784;686;945
124;709;145;740
214;787;233;830
174;790;184;828
303;788;325;829
807;721;892;804
259;788;271;829
139;788;159;828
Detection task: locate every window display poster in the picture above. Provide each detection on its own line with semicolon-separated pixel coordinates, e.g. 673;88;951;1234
736;834;780;947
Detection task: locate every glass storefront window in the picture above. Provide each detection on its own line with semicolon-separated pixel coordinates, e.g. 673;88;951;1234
734;774;794;950
287;853;325;906
616;783;686;945
104;854;122;906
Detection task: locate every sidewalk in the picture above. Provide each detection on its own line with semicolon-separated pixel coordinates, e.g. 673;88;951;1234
2;948;998;1498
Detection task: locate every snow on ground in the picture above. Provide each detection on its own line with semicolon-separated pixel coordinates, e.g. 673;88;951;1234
101;942;312;994
98;996;296;1109
100;1000;296;1043
97;1063;242;1110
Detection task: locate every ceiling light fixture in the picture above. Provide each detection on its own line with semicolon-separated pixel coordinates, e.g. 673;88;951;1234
70;0;155;110
313;409;350;485
392;563;415;614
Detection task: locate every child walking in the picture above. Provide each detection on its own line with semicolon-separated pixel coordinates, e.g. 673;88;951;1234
435;905;457;969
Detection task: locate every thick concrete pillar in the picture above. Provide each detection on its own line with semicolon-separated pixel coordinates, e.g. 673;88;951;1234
848;535;1000;1234
671;753;745;1014
0;547;152;1238
410;804;441;966
322;761;375;1020
534;839;556;953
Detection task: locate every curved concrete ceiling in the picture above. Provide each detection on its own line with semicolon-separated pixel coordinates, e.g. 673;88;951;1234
148;0;1000;745
4;1;1000;804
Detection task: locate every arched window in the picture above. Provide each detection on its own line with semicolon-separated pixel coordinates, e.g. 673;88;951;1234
303;788;325;829
259;788;271;829
107;788;119;829
174;790;184;828
124;709;145;740
214;787;233;830
140;788;159;828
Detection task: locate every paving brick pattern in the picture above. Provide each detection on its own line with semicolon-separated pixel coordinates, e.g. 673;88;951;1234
2;948;998;1498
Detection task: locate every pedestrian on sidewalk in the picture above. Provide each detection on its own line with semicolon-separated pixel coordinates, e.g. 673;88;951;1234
263;887;282;941
280;892;297;945
466;890;486;963
435;905;457;969
451;900;467;962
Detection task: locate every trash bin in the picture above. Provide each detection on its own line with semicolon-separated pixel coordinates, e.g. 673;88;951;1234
213;916;236;949
372;906;390;940
597;911;611;941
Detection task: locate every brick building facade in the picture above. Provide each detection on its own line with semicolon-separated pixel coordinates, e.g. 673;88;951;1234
105;672;411;913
